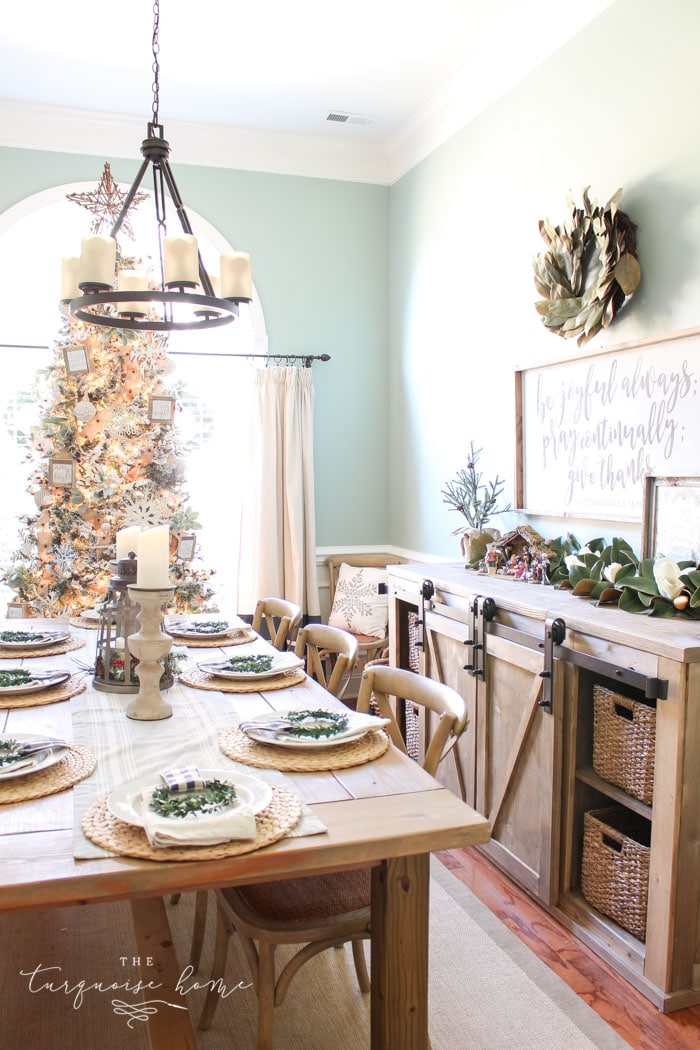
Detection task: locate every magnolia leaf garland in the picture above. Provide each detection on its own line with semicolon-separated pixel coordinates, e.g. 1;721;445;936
533;188;641;346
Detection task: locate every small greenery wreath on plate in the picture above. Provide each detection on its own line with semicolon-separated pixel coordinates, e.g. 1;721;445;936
0;669;34;688
281;709;350;739
150;779;238;818
533;187;640;347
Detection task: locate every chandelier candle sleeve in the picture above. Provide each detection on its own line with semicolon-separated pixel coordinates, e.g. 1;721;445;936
220;252;252;299
116;525;141;561
60;257;80;300
136;525;170;587
164;235;199;287
118;270;149;314
78;235;117;289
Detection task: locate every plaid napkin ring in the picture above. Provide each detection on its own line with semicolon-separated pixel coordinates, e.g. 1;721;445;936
159;767;206;793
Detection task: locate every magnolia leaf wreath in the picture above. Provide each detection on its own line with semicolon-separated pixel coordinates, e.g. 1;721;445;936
533;187;641;347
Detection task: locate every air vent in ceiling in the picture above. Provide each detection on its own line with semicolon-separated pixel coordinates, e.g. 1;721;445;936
325;111;375;127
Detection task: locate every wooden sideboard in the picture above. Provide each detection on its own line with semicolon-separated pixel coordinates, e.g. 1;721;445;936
387;562;700;1012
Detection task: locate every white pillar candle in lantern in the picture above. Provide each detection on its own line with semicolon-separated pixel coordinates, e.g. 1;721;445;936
164;234;199;286
60;256;81;300
78;235;117;288
220;251;252;299
118;269;149;314
116;525;141;561
136;525;171;588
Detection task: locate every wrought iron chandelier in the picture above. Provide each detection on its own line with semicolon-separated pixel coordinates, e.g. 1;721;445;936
60;0;251;333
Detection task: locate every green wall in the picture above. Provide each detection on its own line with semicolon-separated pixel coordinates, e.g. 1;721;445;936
389;0;700;558
0;146;390;548
3;0;699;561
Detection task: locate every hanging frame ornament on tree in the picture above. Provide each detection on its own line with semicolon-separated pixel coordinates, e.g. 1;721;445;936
533;187;641;347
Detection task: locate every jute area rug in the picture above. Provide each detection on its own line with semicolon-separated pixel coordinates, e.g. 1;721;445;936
1;860;631;1050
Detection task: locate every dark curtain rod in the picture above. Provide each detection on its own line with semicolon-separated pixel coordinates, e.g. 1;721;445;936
1;344;331;367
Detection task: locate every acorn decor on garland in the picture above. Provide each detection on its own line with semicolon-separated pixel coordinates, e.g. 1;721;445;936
533;187;641;347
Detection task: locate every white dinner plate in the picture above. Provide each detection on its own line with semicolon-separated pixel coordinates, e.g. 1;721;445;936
0;670;71;695
199;652;304;681
107;768;274;828
241;710;391;750
0;630;71;650
165;620;240;640
0;733;70;780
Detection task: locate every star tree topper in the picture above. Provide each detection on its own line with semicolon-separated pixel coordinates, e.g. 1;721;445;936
66;162;148;241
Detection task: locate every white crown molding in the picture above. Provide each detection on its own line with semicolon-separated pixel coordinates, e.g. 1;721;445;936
386;70;479;183
0;101;393;186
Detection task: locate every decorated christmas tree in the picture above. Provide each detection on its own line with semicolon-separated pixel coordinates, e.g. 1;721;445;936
2;165;216;617
3;316;215;617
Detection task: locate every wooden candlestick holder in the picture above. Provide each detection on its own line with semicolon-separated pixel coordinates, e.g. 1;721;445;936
126;586;175;721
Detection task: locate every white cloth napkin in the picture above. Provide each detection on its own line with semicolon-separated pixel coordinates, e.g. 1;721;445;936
329;714;392;742
136;790;257;847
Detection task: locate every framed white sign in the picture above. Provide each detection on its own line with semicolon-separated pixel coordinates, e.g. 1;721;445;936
48;456;75;488
148;396;176;423
63;345;92;375
641;476;700;562
516;327;700;521
176;534;196;561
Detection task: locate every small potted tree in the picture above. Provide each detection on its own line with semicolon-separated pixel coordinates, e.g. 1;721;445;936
441;442;511;566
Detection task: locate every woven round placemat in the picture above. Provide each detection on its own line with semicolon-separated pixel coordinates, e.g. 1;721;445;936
219;726;390;771
179;665;307;693
0;636;85;660
0;744;96;805
165;628;257;648
81;785;301;861
69;617;100;630
0;674;86;710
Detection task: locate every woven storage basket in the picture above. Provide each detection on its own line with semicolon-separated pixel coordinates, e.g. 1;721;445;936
407;610;421;674
592;685;656;805
581;806;651;941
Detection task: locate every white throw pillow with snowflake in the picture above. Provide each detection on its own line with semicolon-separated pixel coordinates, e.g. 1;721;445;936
328;563;389;639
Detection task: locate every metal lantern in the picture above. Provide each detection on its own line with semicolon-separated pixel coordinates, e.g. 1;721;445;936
94;556;140;693
93;557;175;694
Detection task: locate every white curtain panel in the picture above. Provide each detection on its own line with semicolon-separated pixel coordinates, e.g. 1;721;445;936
238;366;320;617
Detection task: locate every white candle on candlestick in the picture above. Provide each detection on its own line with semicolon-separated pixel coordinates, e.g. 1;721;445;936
116;525;141;561
220;252;252;299
136;525;171;588
164;235;199;286
60;257;81;300
78;235;117;288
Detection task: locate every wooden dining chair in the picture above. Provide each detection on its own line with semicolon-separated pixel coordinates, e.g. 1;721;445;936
293;622;359;698
198;664;469;1048
251;596;302;651
325;554;405;675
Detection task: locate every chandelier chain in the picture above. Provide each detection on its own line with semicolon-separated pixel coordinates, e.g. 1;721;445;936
151;0;161;127
62;0;251;332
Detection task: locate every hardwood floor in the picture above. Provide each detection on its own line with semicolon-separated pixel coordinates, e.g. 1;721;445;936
437;847;700;1050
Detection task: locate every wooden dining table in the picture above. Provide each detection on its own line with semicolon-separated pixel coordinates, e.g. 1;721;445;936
0;617;490;1050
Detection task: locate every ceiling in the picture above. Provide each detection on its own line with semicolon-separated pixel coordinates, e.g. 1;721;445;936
0;1;614;183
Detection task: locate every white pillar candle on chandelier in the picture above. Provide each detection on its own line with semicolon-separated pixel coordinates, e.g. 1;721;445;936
116;525;141;561
164;234;199;287
118;269;149;315
220;251;252;299
136;525;171;588
60;257;81;301
78;235;117;289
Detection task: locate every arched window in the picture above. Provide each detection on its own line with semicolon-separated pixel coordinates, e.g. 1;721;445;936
0;181;266;613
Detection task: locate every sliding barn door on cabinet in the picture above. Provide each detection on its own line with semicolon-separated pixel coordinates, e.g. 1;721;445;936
420;596;563;905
